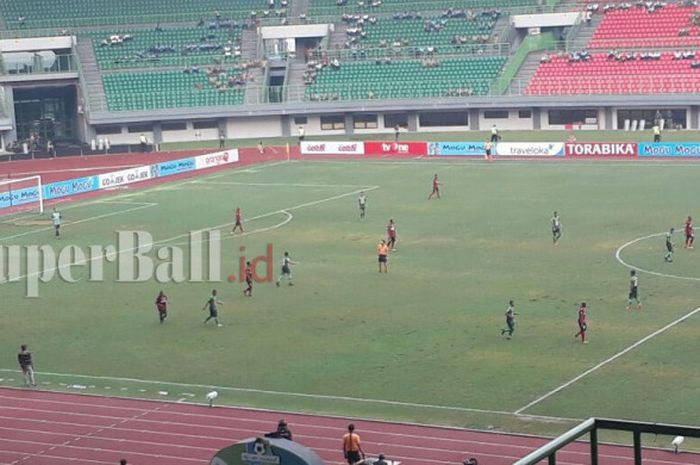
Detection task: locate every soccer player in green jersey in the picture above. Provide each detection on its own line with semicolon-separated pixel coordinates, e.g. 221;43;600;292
626;270;642;311
665;228;674;262
500;300;518;339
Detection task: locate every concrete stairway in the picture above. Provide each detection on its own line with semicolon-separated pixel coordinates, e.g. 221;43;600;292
240;28;259;61
285;61;307;102
506;52;542;95
290;0;309;21
327;23;348;49
569;15;603;50
75;36;108;112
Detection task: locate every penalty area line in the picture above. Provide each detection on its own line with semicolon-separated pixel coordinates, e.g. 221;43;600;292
515;306;700;415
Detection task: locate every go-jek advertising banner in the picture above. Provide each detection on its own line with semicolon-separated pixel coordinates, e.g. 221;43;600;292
638;142;700;158
0;149;239;211
495;142;564;157
428;142;485;156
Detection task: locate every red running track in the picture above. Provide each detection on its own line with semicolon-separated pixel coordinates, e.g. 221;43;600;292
0;389;698;465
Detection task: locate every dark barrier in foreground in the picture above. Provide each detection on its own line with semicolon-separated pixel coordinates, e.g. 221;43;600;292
514;418;700;465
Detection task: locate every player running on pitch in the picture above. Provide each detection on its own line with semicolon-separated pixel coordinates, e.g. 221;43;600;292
665;228;675;262
243;261;253;297
202;289;223;327
428;174;441;199
358;192;367;220
685;216;694;249
155;290;168;323
232;207;244;234
276;251;296;287
51;207;62;237
574;302;588;344
500;300;518;339
387;219;397;251
626;270;641;311
551;211;561;244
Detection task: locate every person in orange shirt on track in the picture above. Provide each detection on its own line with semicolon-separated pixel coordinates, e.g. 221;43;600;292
342;424;365;465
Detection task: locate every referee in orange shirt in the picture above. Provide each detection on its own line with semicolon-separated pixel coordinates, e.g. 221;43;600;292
342;424;365;465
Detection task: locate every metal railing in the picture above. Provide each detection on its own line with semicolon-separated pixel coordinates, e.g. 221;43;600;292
306;2;561;17
0;53;77;76
514;418;700;465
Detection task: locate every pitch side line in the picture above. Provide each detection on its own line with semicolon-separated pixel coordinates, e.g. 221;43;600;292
515;306;700;415
615;231;700;282
300;159;700;168
0;368;572;422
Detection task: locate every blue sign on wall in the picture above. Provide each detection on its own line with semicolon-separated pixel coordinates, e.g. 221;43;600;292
428;142;486;156
639;143;700;157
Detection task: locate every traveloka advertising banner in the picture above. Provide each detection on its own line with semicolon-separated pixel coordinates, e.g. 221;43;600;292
565;142;637;158
156;157;196;177
44;176;100;200
638;143;700;157
495;142;564;157
428;142;485;156
364;141;428;156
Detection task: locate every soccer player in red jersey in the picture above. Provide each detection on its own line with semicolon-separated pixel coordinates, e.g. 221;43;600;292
684;216;694;249
387;219;397;251
428;174;441;199
155;290;168;323
232;207;244;234
574;302;588;344
243;261;253;297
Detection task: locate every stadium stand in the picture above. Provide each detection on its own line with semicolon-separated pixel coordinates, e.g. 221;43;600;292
103;68;247;111
525;51;700;95
90;26;244;70
0;0;289;29
308;0;536;15
341;12;498;50
304;56;506;100
588;3;700;49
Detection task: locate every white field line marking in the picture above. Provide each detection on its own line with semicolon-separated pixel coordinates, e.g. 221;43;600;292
0;368;520;418
166;211;292;248
0;203;158;242
515;306;700;414
615;231;700;282
193;181;373;188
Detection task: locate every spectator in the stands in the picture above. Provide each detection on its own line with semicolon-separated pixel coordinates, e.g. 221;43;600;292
540;53;552;63
265;419;293;440
665;110;674;128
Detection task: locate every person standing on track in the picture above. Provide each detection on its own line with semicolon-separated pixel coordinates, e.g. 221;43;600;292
574;302;588;344
342;424;365;465
155;290;168;323
18;344;36;387
202;290;223;327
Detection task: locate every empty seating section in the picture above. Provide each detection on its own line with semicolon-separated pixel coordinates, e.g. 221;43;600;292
589;4;700;49
353;17;496;49
526;53;700;95
91;28;242;70
309;0;534;15
305;57;505;100
0;0;287;29
103;71;244;111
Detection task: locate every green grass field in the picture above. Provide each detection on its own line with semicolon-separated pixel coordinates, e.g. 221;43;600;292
1;158;699;440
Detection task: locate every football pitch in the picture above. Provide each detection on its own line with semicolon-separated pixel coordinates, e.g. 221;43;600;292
1;158;699;438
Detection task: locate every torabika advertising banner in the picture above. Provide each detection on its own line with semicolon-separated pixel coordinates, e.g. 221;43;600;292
565;142;637;158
